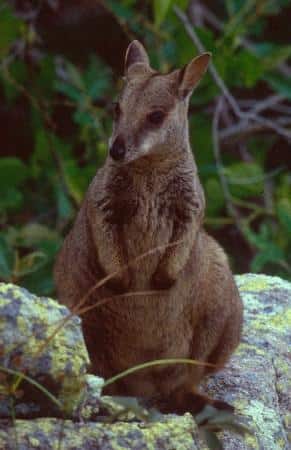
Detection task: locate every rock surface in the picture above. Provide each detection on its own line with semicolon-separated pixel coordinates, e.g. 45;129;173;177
0;274;290;449
0;415;199;450
0;282;91;418
203;274;291;450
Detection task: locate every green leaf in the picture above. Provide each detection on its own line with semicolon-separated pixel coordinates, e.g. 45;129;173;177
196;27;216;53
224;162;264;198
15;251;48;277
264;73;291;99
21;266;55;296
55;184;74;221
153;0;173;26
205;178;225;216
253;42;291;69
0;158;28;213
35;55;56;96
84;56;111;99
226;0;245;16
55;80;81;102
190;114;213;168
63;160;94;204
0;158;28;190
106;0;134;20
0;4;23;58
277;198;291;233
0;234;14;280
234;50;264;87
1;60;28;102
73;109;95;127
0;188;23;213
66;63;84;90
251;246;284;272
18;224;59;247
244;223;285;272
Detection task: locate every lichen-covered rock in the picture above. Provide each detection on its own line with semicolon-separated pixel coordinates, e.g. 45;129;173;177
202;274;291;450
0;282;91;417
0;414;199;450
0;274;290;449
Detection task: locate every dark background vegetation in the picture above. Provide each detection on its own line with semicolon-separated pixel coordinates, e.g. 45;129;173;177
0;0;291;296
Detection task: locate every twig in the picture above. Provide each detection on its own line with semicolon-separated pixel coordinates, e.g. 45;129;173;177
250;115;291;141
212;97;242;232
187;0;204;27
220;117;291;143
271;103;291;115
250;94;283;114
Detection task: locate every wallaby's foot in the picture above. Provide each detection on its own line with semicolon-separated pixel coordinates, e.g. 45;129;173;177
158;387;234;417
151;268;176;290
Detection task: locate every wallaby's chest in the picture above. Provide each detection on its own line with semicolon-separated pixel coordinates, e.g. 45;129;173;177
123;184;173;285
107;173;175;242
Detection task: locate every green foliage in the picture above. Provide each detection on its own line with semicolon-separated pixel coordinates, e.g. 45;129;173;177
0;0;291;296
264;73;291;99
225;162;264;198
0;3;23;58
153;0;173;26
0;158;28;212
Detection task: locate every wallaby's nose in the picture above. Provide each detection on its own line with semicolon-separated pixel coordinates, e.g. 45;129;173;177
110;136;126;161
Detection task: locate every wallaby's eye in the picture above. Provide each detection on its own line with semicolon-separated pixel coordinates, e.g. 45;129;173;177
112;102;121;120
147;110;165;125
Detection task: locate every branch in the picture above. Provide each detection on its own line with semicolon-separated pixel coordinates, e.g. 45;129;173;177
220;117;291;143
174;6;291;143
174;6;242;118
250;94;283;114
212;97;243;233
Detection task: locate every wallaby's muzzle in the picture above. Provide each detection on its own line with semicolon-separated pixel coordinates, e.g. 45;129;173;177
110;135;126;161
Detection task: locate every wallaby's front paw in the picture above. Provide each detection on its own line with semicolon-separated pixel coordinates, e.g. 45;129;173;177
151;268;176;290
106;271;130;294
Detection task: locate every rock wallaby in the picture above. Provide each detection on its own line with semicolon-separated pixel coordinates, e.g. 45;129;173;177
54;40;243;415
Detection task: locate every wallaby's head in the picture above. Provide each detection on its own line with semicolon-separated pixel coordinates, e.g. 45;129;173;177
109;40;210;165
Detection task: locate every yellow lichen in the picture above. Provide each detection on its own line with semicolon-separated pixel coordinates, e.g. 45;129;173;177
269;309;291;332
238;278;269;292
245;432;259;449
245;400;284;449
28;436;40;447
236;342;266;357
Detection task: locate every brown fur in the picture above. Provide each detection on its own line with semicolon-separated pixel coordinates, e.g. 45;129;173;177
54;41;243;414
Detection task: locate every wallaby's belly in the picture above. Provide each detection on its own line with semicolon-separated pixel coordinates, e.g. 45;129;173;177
95;199;197;394
95;284;195;397
90;241;200;398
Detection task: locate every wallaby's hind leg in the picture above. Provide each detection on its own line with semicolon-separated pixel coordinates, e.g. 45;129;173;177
156;306;242;417
190;235;243;379
205;310;242;375
164;239;243;417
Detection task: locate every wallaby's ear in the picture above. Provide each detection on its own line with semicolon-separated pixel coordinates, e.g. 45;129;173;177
124;40;150;76
178;53;211;99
